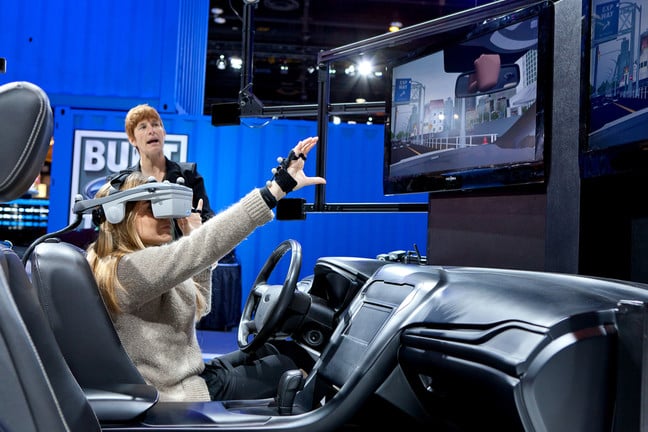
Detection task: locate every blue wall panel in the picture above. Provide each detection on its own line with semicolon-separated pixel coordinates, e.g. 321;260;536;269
0;0;208;114
176;0;209;115
50;111;428;306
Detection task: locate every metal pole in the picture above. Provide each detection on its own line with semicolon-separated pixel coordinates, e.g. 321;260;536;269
240;0;258;95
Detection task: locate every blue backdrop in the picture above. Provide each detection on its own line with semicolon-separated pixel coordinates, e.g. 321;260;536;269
49;109;429;303
2;0;429;307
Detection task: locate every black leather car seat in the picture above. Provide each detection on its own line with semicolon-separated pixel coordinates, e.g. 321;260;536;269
30;239;148;387
0;253;70;432
0;81;100;431
29;239;161;421
0;245;102;431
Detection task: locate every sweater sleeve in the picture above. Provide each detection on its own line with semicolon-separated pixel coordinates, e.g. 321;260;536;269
193;268;212;317
115;188;273;311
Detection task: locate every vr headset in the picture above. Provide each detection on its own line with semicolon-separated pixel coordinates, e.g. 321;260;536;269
73;180;193;224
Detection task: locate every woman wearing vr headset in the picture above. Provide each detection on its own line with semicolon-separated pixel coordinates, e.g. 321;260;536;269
87;136;325;402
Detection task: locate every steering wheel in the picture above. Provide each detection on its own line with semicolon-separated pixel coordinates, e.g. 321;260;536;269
238;239;302;353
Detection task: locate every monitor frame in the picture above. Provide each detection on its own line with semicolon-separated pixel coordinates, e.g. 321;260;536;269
579;0;648;180
382;1;554;197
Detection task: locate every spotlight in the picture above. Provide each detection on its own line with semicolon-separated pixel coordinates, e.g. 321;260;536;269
389;21;402;32
229;57;243;70
216;55;226;70
211;7;225;24
357;60;372;76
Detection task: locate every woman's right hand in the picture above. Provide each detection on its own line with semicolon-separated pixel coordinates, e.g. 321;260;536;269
267;136;326;200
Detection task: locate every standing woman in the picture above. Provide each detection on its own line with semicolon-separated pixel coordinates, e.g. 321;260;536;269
121;103;215;235
87;137;325;402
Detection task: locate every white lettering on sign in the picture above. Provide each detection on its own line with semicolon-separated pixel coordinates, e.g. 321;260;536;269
105;139;132;172
78;136;185;173
83;139;107;171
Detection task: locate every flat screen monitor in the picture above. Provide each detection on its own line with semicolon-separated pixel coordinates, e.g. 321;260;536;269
383;2;552;196
580;0;648;179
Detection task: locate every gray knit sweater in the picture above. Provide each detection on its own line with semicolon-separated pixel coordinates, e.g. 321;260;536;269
112;189;274;402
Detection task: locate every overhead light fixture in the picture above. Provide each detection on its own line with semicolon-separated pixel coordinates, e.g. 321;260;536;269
389;21;402;32
216;55;227;70
229;57;243;70
357;60;372;76
211;7;226;24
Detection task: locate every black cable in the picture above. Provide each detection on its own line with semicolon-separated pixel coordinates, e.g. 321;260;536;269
21;213;83;265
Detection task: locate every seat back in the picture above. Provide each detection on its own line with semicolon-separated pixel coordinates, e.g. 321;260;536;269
0;249;70;432
30;239;147;387
1;245;101;431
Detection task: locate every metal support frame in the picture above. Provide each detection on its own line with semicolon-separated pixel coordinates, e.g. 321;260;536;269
238;0;265;116
221;0;545;214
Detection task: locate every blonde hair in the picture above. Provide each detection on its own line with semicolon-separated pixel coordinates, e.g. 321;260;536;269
124;104;164;143
87;171;204;316
87;172;149;314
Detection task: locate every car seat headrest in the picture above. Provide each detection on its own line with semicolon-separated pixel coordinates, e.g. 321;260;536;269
0;81;53;202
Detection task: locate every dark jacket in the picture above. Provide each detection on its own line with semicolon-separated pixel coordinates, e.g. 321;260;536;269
159;159;215;222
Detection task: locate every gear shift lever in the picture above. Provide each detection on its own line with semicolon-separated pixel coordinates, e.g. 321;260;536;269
276;369;303;415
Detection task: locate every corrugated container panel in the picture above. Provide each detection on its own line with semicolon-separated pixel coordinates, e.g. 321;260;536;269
175;0;209;115
0;0;208;113
49;110;427;307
